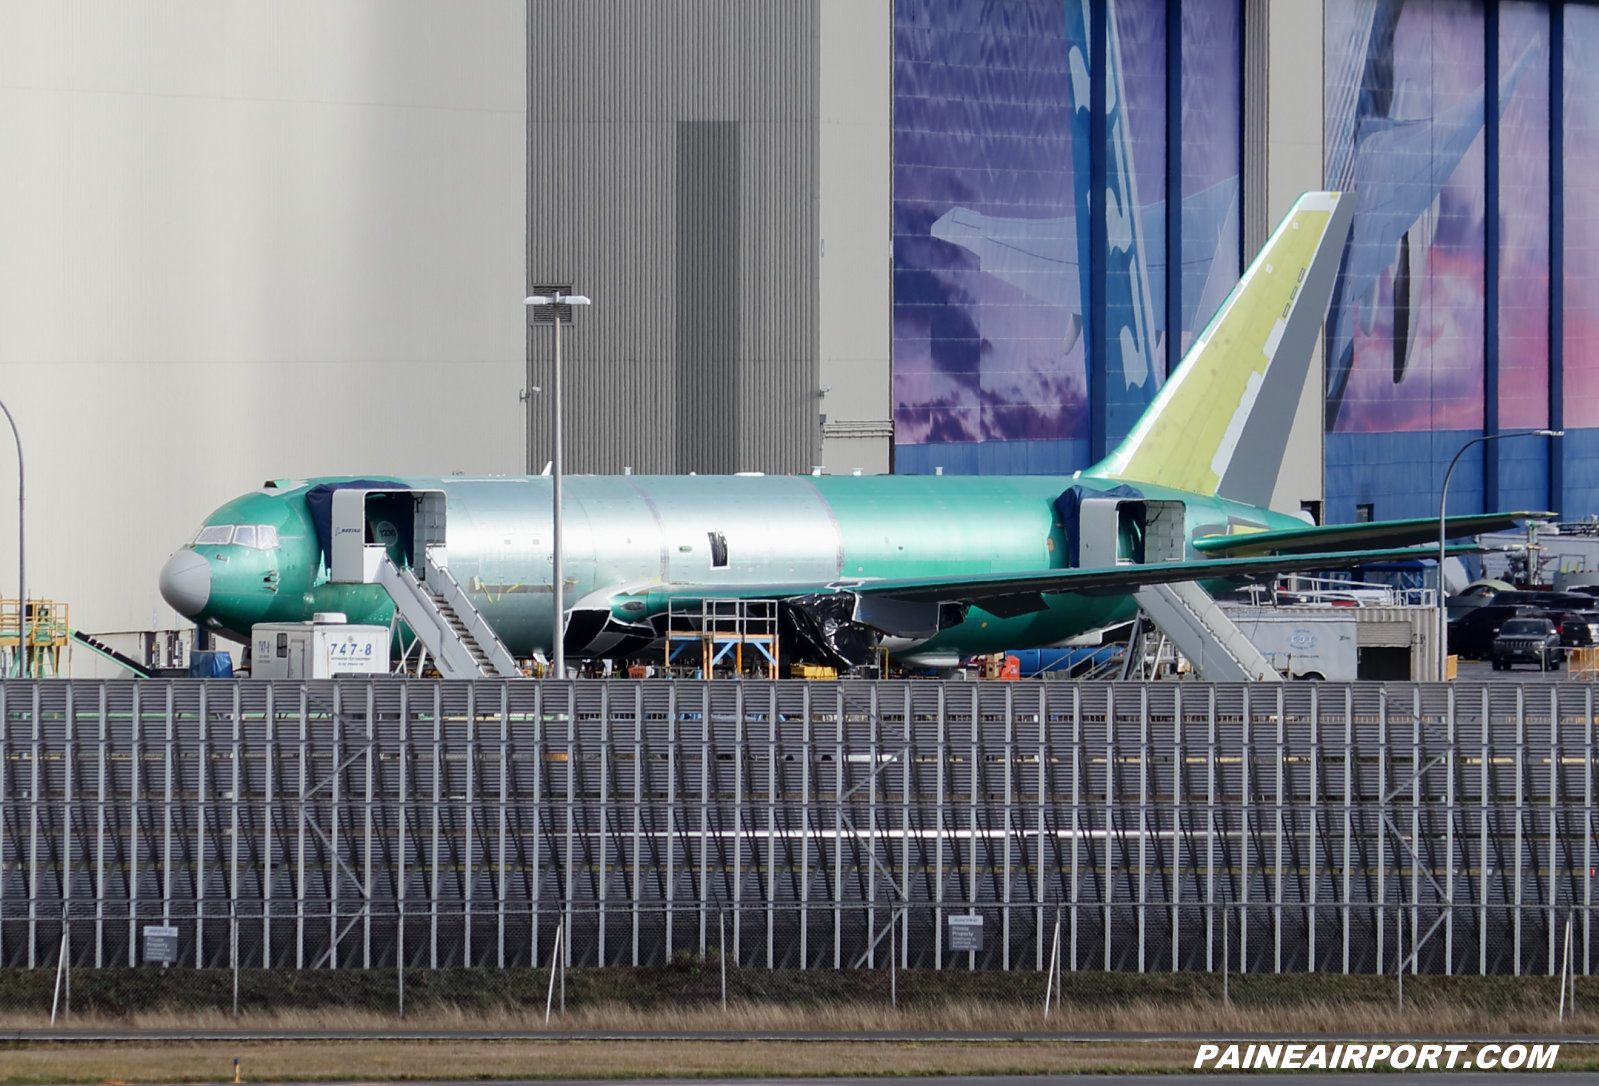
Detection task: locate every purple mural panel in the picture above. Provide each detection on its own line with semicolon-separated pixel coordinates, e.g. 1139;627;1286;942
1497;2;1549;432
1565;4;1599;429
1180;0;1242;354
892;0;1083;451
1324;0;1488;435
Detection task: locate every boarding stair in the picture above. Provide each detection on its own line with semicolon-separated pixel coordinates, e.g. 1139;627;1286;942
1132;581;1281;682
376;550;522;679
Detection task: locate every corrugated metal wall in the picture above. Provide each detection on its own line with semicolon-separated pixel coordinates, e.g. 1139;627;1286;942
1241;0;1271;260
527;1;820;476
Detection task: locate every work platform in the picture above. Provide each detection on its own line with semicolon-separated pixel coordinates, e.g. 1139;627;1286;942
664;598;780;678
0;598;69;677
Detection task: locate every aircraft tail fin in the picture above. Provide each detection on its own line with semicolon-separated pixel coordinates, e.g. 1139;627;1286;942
1086;191;1356;506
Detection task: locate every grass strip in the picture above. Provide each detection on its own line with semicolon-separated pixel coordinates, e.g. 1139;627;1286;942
0;1039;1199;1084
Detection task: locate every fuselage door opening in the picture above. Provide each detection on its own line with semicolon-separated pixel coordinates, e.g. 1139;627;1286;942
329;488;448;584
1077;499;1186;567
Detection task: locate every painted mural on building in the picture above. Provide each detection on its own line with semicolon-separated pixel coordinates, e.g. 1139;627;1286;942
891;0;1241;476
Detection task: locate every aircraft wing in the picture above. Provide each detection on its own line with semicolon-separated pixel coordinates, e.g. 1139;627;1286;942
845;543;1482;610
621;543;1482;620
1190;512;1553;558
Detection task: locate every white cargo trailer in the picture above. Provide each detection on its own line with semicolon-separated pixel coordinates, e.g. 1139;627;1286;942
1222;613;1359;681
250;615;388;679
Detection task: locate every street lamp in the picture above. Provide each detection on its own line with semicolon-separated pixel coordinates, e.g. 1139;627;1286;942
1437;428;1562;679
0;400;23;678
523;290;591;680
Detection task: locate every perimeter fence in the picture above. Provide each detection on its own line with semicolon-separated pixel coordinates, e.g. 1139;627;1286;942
2;677;1598;1022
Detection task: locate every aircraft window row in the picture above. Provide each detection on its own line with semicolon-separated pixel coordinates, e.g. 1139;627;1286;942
193;524;280;549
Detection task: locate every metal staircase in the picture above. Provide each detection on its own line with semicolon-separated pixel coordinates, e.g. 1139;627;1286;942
70;629;155;678
1133;581;1282;682
376;550;522;679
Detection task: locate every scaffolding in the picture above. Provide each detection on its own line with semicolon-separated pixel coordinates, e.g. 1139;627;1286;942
0;598;68;676
664;598;779;678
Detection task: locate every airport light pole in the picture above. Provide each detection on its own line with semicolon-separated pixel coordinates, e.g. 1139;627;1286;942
0;399;23;678
1437;428;1561;680
524;290;591;680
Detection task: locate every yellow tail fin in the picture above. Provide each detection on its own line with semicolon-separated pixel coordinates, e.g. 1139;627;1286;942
1087;191;1356;506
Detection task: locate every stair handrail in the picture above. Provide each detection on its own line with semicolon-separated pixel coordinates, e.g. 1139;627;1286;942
375;557;485;679
421;549;522;677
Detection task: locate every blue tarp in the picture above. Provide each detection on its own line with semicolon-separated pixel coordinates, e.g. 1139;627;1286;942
189;650;233;679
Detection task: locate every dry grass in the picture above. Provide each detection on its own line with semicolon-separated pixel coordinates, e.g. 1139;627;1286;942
4;996;1598;1037
0;1039;1198;1084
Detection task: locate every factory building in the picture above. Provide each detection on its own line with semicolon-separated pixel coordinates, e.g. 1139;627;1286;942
0;1;1590;652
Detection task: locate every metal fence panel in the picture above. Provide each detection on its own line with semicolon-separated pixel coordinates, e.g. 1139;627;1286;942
1;678;1597;977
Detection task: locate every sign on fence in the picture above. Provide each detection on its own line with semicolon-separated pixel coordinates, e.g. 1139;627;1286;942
143;925;179;964
948;914;983;952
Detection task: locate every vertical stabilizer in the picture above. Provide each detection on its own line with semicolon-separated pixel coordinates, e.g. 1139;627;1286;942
1086;191;1356;506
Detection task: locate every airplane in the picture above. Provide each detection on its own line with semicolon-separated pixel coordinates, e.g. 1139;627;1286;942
159;191;1540;673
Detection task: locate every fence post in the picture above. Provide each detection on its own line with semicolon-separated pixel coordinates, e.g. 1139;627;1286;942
397;902;405;1021
890;909;897;1010
1397;908;1404;1012
1222;904;1229;1009
545;919;563;1025
231;903;239;1019
1562;911;1575;1022
49;914;67;1026
1044;909;1062;1020
720;909;728;1012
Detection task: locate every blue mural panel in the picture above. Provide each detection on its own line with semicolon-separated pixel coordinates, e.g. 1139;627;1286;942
1324;0;1489;441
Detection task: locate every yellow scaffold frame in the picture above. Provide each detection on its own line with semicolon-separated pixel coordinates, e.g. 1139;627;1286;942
0;597;69;677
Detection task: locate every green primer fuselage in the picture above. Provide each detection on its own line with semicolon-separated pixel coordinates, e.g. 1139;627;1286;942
179;473;1308;658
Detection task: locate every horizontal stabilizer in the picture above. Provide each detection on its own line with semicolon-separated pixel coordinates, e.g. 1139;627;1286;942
1192;511;1554;558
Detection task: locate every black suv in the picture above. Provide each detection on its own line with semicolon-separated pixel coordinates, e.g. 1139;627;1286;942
1493;617;1563;671
1450;604;1543;660
1560;611;1599;648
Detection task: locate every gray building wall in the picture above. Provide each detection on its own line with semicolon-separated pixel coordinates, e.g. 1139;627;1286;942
818;0;893;476
1244;0;1327;519
0;2;527;669
527;1;823;476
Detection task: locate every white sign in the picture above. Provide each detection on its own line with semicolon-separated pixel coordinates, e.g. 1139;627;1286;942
948;914;984;952
143;924;179;964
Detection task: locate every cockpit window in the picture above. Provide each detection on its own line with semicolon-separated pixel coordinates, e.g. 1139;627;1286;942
192;524;281;550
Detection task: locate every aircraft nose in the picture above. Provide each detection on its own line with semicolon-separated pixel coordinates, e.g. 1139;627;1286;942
159;548;212;617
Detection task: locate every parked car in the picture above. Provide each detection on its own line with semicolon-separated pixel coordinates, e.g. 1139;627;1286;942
1449;604;1544;660
1491;590;1597;614
1493;617;1564;671
1560;611;1599;649
1445;580;1515;621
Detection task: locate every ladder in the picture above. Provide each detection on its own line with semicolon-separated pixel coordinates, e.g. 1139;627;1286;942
376;551;522;679
1133;581;1282;682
